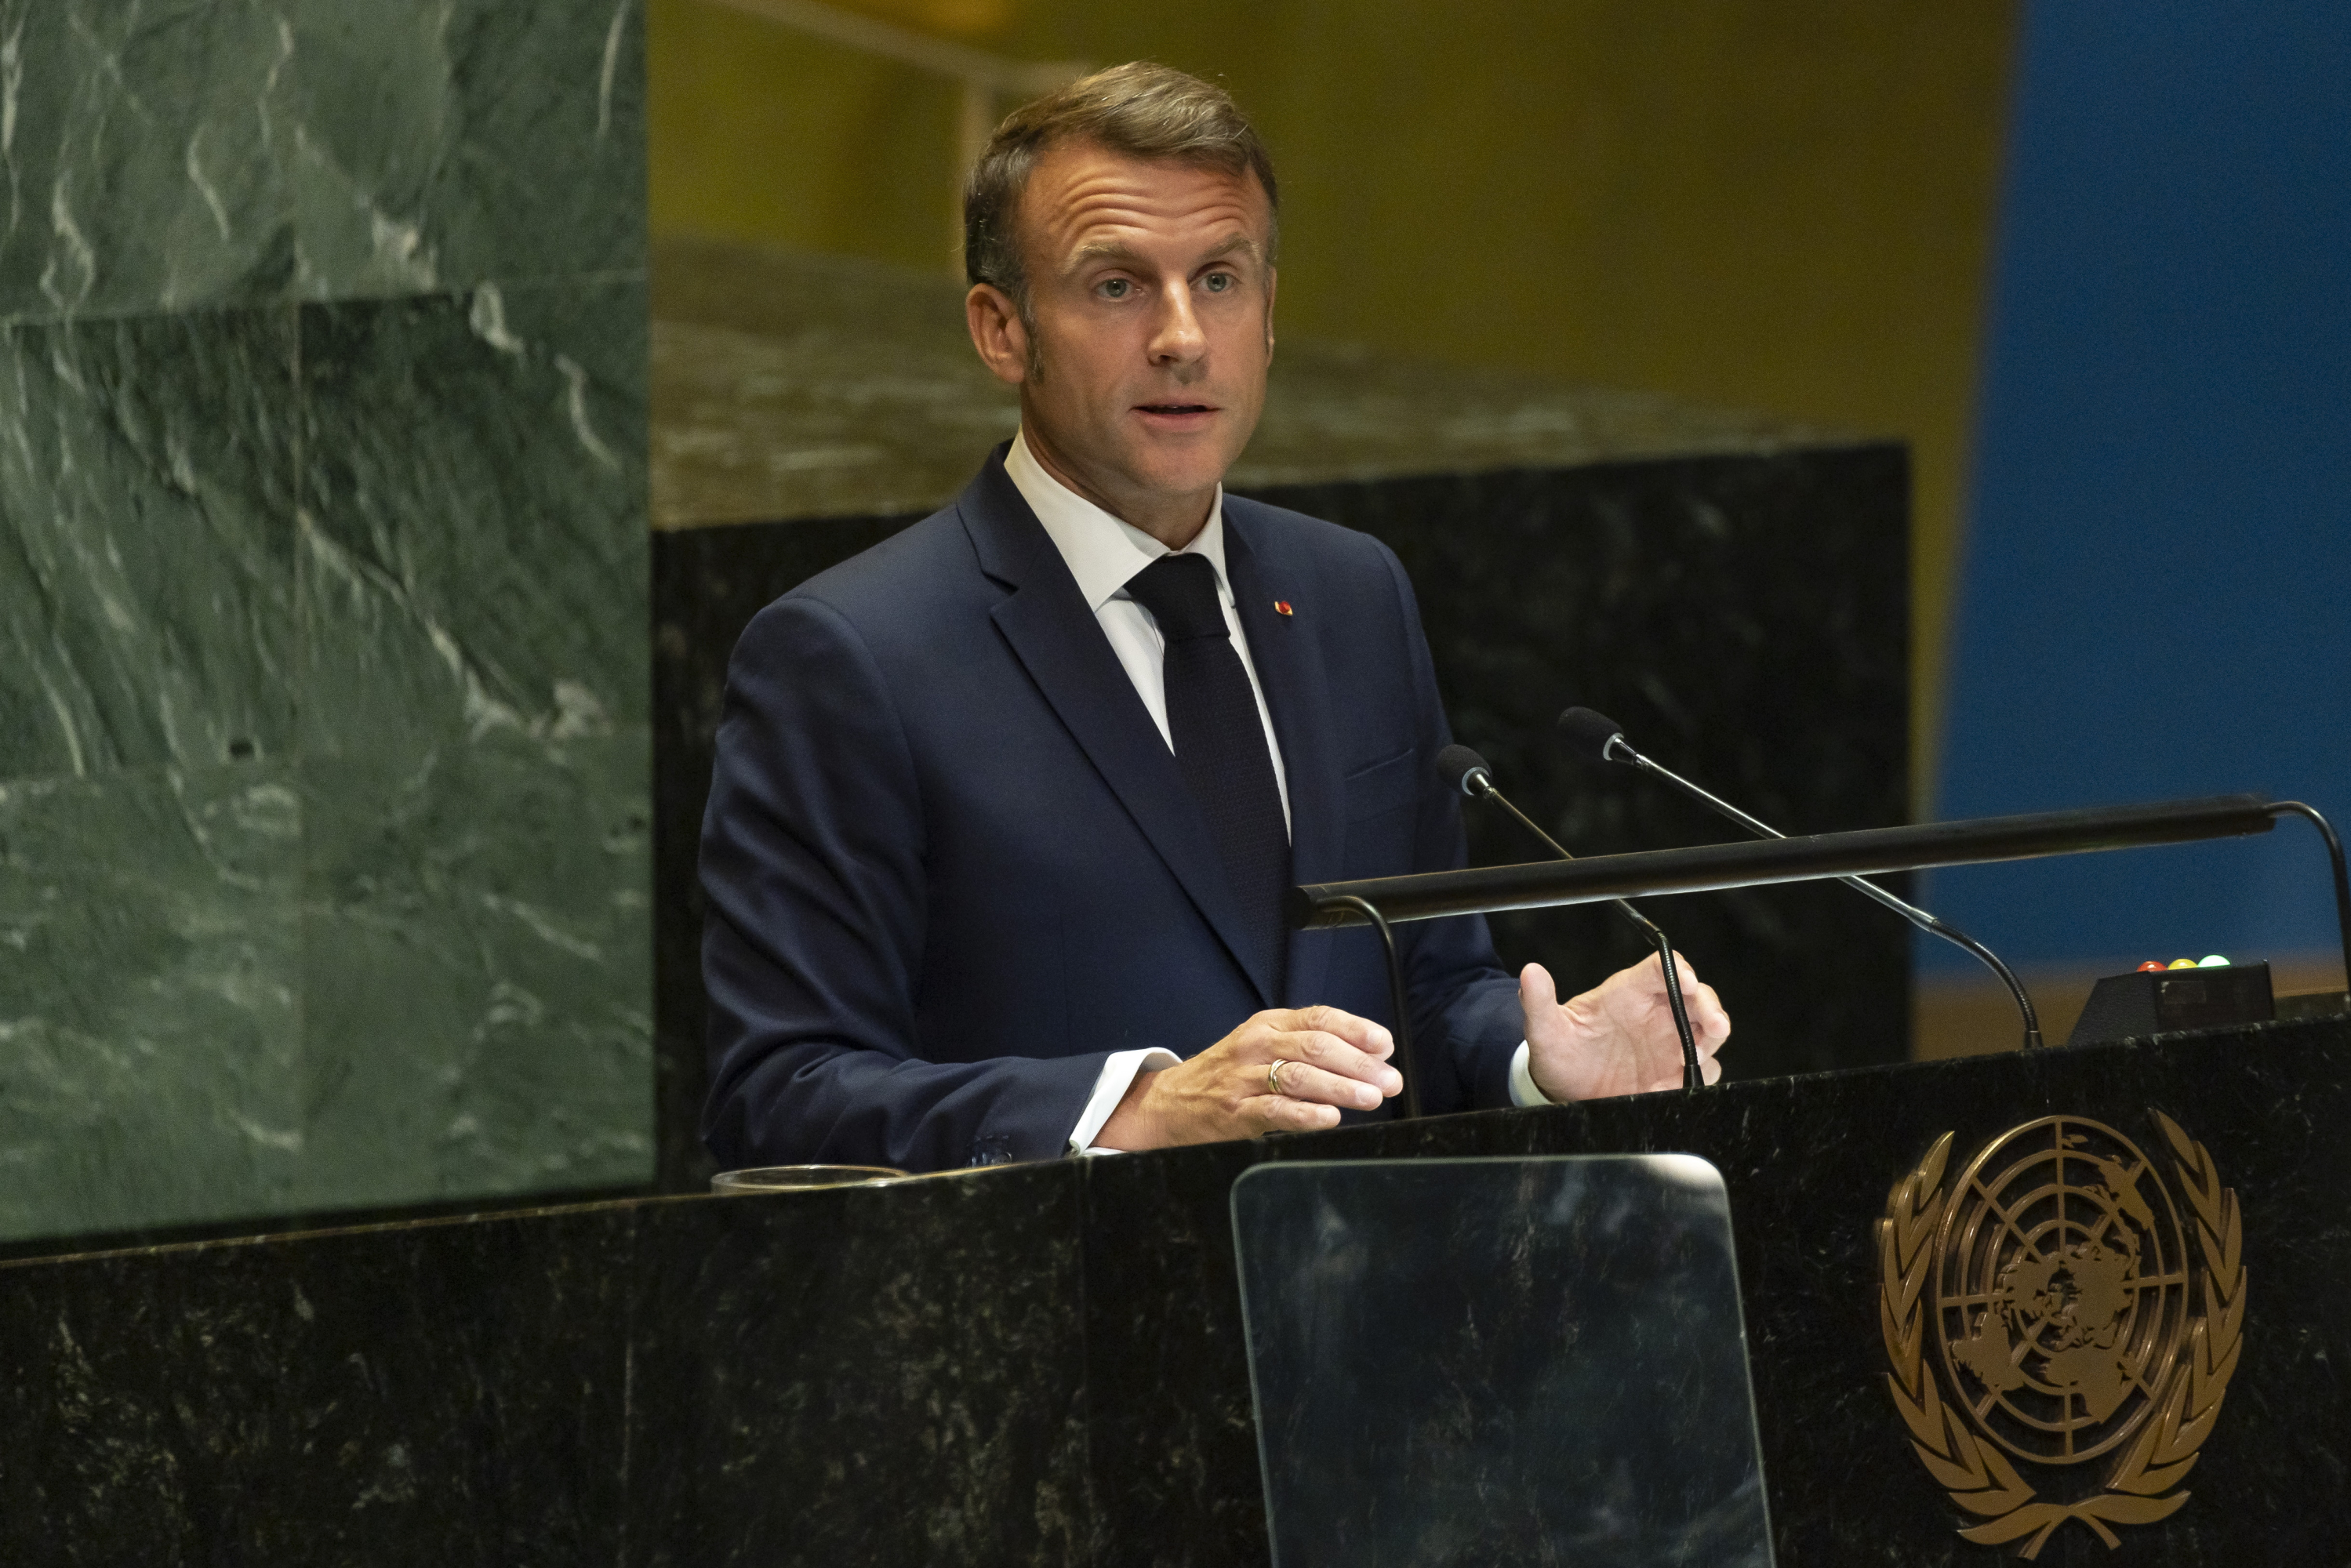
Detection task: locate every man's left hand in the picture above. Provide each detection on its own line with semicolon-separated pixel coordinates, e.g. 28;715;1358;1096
1522;951;1731;1102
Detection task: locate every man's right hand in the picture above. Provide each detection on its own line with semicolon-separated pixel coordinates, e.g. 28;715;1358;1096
1094;1005;1403;1151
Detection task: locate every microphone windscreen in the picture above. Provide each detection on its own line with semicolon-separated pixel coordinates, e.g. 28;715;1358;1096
1433;744;1491;797
1556;706;1626;761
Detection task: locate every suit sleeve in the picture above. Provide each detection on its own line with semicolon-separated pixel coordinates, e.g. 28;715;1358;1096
1376;545;1528;1113
699;593;1115;1172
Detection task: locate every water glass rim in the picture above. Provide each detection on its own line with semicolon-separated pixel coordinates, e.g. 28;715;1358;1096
709;1163;908;1194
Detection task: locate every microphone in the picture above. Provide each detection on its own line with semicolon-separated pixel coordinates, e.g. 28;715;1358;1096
1556;707;2046;1051
1435;743;1708;1092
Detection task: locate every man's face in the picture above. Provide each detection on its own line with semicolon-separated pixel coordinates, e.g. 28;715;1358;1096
967;142;1276;540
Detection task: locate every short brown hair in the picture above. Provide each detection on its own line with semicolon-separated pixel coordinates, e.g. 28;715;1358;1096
962;62;1280;307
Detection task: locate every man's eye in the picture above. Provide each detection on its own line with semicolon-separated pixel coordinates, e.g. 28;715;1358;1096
1202;272;1234;293
1100;278;1132;299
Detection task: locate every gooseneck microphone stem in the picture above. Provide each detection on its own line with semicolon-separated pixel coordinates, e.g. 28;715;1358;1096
1604;735;2046;1051
1448;752;1706;1093
1322;895;1423;1120
2270;802;2351;992
1913;916;2044;1048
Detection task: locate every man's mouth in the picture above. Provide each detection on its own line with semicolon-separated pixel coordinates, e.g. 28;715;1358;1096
1136;402;1217;416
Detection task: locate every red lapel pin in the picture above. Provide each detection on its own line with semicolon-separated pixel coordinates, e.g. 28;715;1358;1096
1274;601;1293;616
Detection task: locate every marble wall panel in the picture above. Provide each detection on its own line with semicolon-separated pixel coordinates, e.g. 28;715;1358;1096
0;0;297;318
0;0;645;324
279;0;645;300
298;733;652;1210
298;281;650;758
0;764;303;1240
0;0;650;1246
0;304;299;781
293;279;652;1209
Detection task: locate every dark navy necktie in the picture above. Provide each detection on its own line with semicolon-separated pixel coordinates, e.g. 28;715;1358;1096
1123;553;1291;997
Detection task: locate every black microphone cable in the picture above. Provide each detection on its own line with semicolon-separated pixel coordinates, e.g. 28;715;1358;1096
1556;706;2046;1051
1436;744;1708;1093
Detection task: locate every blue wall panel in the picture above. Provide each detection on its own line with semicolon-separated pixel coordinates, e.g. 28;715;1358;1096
1933;2;2351;971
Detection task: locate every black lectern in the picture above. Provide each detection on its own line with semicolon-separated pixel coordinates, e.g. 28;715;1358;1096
1206;791;2347;1563
1084;1022;2351;1566
0;1024;2347;1563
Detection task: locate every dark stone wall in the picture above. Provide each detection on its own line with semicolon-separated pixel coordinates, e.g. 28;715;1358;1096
653;513;922;1191
1252;445;1914;1067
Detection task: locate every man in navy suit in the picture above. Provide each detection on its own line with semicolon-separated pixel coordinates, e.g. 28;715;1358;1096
701;64;1729;1174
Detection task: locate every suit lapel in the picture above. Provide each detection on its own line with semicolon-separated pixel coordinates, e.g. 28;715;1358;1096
1224;504;1346;1008
960;452;1277;1007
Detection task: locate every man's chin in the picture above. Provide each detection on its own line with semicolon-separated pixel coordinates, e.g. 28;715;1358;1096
1122;424;1251;490
1028;415;1254;521
1120;456;1234;508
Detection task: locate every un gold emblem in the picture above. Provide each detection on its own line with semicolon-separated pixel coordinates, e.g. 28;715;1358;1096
1878;1112;2244;1558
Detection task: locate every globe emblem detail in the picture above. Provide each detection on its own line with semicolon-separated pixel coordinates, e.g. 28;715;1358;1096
1931;1116;2193;1465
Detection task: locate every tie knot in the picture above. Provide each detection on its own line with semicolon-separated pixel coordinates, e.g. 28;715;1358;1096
1124;553;1229;642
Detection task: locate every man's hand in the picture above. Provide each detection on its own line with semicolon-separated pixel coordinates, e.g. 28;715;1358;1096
1523;951;1731;1102
1096;1005;1403;1151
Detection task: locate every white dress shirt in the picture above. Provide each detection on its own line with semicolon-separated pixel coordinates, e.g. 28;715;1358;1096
1005;430;1291;825
1001;431;1551;1153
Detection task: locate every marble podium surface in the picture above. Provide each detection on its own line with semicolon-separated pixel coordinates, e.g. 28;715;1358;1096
3;1017;2346;1566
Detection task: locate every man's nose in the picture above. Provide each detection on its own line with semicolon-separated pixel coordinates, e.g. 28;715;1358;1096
1146;281;1208;366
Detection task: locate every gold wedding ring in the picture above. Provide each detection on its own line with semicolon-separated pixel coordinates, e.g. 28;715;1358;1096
1266;1058;1290;1097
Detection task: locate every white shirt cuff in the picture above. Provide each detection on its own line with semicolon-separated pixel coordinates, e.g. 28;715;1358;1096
1069;1047;1183;1155
1508;1040;1557;1108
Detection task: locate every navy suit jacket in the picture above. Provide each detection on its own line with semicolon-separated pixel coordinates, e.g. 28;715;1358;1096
700;446;1524;1172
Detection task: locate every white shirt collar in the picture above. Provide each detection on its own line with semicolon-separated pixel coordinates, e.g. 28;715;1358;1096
1003;428;1230;612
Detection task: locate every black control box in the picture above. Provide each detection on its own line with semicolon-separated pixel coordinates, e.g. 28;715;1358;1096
2065;961;2276;1047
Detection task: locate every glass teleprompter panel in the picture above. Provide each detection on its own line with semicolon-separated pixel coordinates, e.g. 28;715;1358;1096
1233;1156;1772;1568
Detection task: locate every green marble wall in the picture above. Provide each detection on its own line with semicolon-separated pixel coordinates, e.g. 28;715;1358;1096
0;0;651;1243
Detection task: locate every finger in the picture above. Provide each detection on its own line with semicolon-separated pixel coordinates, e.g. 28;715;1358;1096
1288;1004;1394;1060
1519;961;1559;1014
1664;948;1701;995
1660;949;1715;1014
1252;1094;1343;1134
1690;982;1731;1048
1644;1042;1726;1095
1657;954;1728;1047
1278;1029;1404;1095
1273;1058;1390;1111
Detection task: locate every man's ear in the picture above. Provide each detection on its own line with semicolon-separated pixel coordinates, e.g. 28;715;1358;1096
966;283;1030;387
1263;265;1277;365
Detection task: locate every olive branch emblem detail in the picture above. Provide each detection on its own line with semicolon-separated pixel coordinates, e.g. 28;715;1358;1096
1877;1112;2244;1558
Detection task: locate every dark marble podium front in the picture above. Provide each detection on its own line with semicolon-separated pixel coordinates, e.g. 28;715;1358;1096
4;1019;2346;1566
